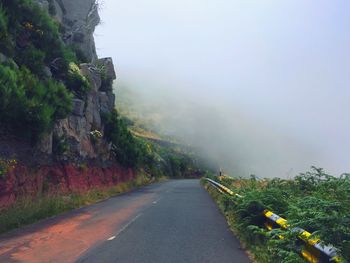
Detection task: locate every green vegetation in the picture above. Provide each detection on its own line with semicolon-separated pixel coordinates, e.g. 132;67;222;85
0;0;202;236
102;109;202;177
0;63;72;141
0;0;89;141
114;83;204;174
155;144;199;178
103;109;148;168
0;172;152;233
203;168;350;263
96;60;113;91
66;62;90;99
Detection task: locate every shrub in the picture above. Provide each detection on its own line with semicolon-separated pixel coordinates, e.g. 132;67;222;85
15;45;45;77
0;4;8;34
0;5;14;56
207;168;350;262
103;110;147;168
2;0;79;78
0;64;72;141
0;0;88;141
65;63;90;99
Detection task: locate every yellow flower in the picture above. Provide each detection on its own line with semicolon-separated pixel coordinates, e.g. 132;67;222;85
69;62;81;73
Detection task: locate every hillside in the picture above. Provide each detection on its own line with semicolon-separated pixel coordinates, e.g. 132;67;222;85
0;0;203;233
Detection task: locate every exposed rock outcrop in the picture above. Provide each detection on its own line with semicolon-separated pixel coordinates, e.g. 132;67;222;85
32;0;117;163
34;0;100;62
59;0;100;62
51;58;117;161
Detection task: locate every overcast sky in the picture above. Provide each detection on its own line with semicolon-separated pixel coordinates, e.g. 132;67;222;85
95;0;350;177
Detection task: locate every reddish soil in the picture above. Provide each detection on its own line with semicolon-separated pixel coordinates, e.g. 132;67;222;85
0;163;137;208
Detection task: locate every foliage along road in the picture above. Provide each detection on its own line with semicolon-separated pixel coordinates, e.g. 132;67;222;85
0;180;250;263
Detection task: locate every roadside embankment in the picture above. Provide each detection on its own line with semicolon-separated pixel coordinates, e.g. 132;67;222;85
202;169;350;263
0;163;158;233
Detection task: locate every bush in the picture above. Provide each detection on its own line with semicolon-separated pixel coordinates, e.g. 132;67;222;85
0;5;14;56
0;64;72;141
65;63;90;99
103;110;148;168
15;45;45;77
0;4;8;34
207;168;350;262
0;0;90;141
1;0;79;77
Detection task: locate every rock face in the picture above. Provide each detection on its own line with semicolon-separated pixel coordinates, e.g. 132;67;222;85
32;0;117;162
34;0;100;62
52;58;116;161
59;0;100;62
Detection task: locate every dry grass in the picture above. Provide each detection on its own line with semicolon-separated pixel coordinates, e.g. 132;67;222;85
0;172;155;234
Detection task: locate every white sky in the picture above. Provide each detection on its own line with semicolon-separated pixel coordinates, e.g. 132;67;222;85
95;0;350;177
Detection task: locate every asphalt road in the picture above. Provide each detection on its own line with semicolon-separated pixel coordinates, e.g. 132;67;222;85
0;179;250;263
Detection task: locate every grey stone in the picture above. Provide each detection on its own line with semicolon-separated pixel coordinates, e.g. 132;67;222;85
107;91;116;111
33;0;49;11
85;92;101;129
99;92;109;113
37;132;53;154
72;99;85;116
84;95;94;125
73;32;85;43
68;115;88;137
34;0;118;161
80;63;102;91
93;107;101;129
99;91;115;113
59;0;100;62
34;0;100;70
97;57;117;81
52;0;64;23
43;66;52;78
0;53;7;63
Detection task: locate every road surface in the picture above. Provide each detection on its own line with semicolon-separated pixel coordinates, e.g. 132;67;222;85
0;179;250;263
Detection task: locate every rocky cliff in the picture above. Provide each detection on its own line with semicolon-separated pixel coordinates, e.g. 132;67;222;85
0;0;136;209
35;0;99;62
33;0;117;162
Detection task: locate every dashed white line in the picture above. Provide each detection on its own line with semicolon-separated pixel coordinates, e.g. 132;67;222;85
106;197;162;242
114;213;142;238
152;198;161;204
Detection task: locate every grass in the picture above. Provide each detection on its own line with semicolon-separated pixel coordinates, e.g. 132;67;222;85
202;168;350;263
0;172;159;234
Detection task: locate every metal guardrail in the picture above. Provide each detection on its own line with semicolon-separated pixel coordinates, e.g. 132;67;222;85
204;178;343;263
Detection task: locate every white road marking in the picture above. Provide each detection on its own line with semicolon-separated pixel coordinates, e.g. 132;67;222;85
152;198;161;204
107;236;116;241
114;213;142;238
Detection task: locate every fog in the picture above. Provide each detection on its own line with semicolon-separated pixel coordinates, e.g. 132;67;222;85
95;0;350;178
